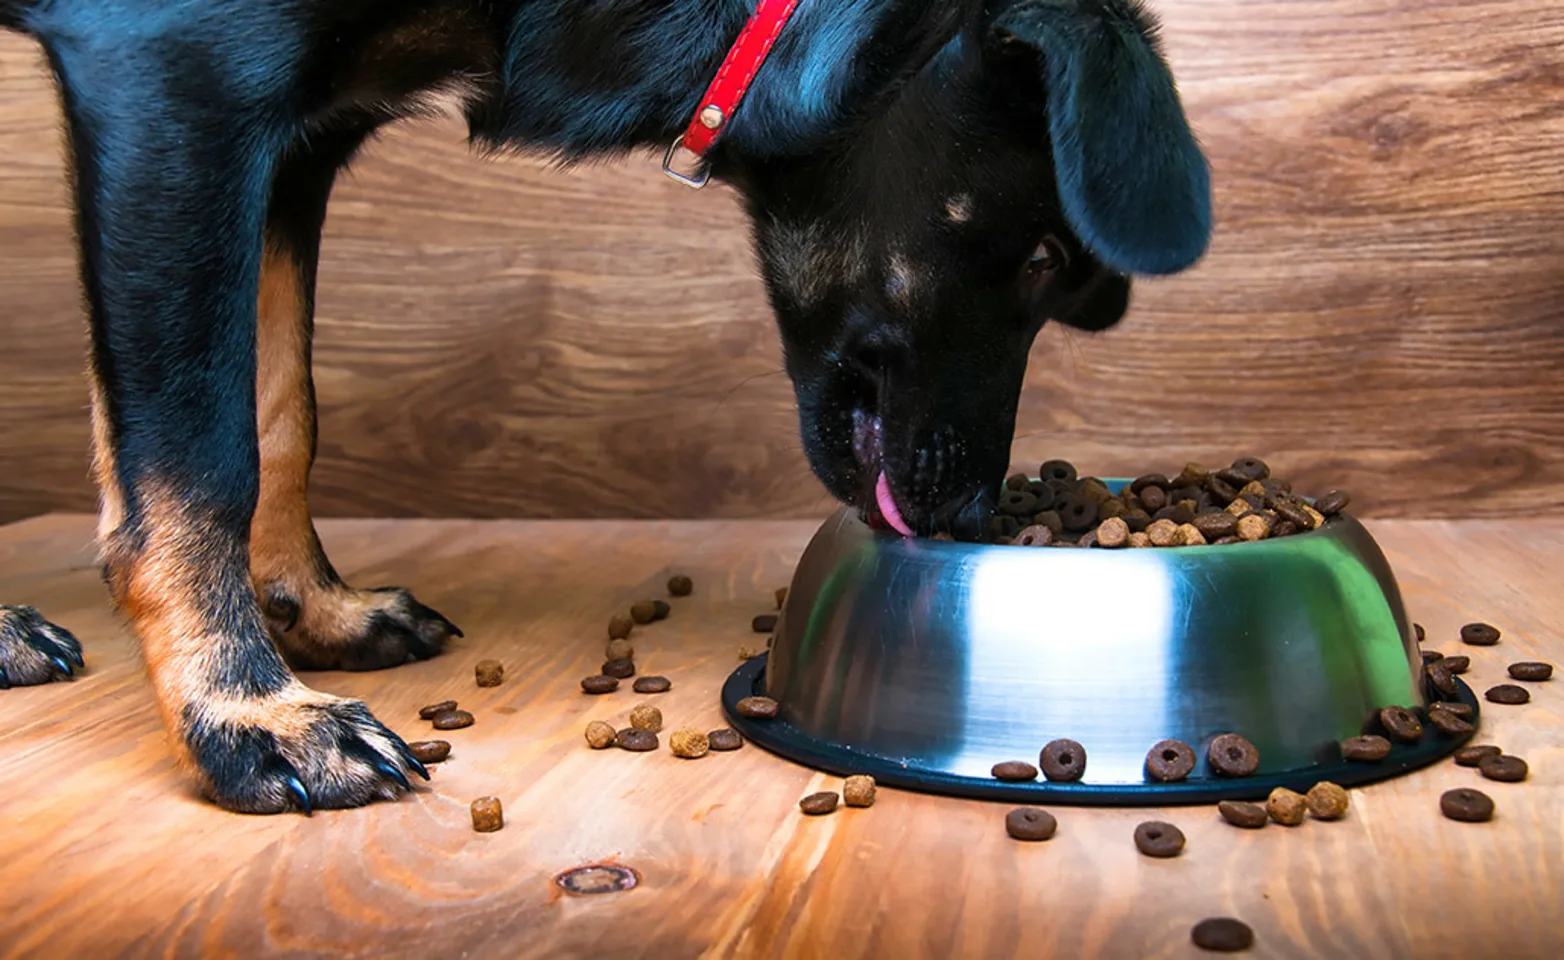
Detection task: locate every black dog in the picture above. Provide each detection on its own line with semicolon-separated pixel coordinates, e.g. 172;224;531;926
0;0;1210;812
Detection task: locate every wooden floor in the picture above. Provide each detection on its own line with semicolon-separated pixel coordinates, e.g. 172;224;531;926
1;515;1559;960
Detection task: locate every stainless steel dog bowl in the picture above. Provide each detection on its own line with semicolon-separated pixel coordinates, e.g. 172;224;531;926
723;487;1477;805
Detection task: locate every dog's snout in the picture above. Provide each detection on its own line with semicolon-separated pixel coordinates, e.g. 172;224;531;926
845;327;909;387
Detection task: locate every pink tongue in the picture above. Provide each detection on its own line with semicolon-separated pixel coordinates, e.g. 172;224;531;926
876;472;916;538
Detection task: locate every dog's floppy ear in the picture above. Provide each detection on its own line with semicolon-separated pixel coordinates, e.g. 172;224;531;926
992;0;1212;275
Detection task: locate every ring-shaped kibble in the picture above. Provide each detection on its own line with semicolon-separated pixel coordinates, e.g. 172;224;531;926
1378;706;1423;743
1133;821;1185;858
1207;733;1260;777
1039;460;1077;484
1039;739;1087;781
1144;739;1196;782
998;490;1039;517
1056;496;1098;533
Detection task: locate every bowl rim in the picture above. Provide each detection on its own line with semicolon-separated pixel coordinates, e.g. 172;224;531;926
858;476;1343;553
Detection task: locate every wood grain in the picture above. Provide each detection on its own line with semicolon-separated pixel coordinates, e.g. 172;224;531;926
4;0;1564;523
1;514;1560;959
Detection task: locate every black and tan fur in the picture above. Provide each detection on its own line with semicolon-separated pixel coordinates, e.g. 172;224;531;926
0;0;1211;812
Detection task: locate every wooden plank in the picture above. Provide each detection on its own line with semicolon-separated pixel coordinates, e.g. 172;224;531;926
4;1;1564;523
1;515;1559;959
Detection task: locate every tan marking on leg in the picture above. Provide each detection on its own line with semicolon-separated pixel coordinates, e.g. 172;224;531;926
87;365;126;542
109;490;238;771
250;241;323;596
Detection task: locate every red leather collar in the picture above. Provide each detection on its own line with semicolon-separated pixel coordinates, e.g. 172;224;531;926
663;0;801;186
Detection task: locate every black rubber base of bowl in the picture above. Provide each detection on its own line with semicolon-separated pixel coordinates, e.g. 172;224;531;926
722;654;1480;806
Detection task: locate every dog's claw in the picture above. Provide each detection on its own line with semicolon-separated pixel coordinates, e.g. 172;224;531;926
375;759;413;792
283;772;313;816
412;600;463;639
66;645;85;668
50;656;73;678
0;666;10;689
397;743;431;781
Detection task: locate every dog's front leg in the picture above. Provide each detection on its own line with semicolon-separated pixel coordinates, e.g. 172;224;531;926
53;52;424;812
250;130;461;671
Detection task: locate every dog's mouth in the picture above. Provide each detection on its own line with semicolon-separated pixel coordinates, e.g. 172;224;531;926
851;410;916;537
849;408;993;540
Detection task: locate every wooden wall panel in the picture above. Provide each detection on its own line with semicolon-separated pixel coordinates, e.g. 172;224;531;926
3;0;1563;523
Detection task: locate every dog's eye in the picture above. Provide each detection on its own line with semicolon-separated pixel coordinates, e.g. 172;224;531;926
1026;236;1068;278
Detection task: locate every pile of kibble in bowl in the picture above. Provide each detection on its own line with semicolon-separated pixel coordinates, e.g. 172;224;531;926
978;457;1350;547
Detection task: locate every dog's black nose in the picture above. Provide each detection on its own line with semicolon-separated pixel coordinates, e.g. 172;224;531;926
846;327;909;388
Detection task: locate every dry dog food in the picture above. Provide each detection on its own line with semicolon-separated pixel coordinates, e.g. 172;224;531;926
800;792;839;815
1192;917;1254;953
995;458;1345;549
475;659;504;687
1427;705;1474;736
1217;800;1268;829
632;675;671;694
1485;684;1530;705
1425;660;1458;699
1306;781;1349;820
1453;744;1501;767
1440;787;1495;822
1133;821;1185;858
470;797;504;833
630;600;658;624
616;728;658;752
418;700;457;720
1038;739;1086;781
1208;734;1260;777
408;740;452;764
843;775;877;807
708;728;743;751
1443;654;1470;674
628;704;663;733
1420;650;1442;665
992;760;1039;782
581;675;619;695
602;658;636;679
1461;622;1500;646
1144;739;1196;782
735;696;779;719
1266;787;1307;826
652;600;671;620
669;728;710;759
605;638;634;662
1378;706;1422;743
1509;661;1553;681
431;709;475;730
584;721;617;749
1341;735;1391;762
1478;754;1528;782
752;614;778;633
667;575;693;597
608;614;634;640
1005;807;1058;841
1436;701;1474;719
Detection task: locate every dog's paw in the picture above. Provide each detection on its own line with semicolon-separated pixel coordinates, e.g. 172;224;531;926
186;688;429;814
0;605;85;688
260;583;460;672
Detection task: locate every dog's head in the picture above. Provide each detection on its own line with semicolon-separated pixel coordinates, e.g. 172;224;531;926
727;0;1211;537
